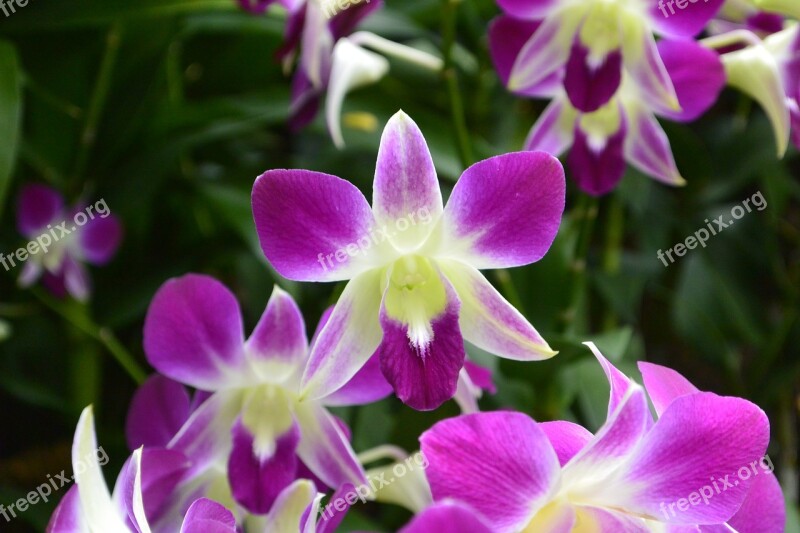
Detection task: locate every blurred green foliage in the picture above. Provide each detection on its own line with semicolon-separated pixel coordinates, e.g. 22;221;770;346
0;0;798;531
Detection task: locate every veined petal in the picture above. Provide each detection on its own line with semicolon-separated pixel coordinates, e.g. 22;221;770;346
439;260;555;360
47;486;89;533
372;111;442;250
649;0;726;39
228;418;300;514
727;470;786;532
525;96;578;156
400;501;493;533
723;42;791;157
321;353;393;407
509;7;585;94
326;38;390;148
72;407;129;531
561;385;650;495
245;286;308;384
540;421;593;466
180;498;237;533
421;412;561;533
621;20;680;115
489;16;562;98
638;362;700;418
264;480;317;533
125;375;191;450
143;275;246;391
253;169;385;283
302;269;384;401
624;107;685;186
294;400;367;489
607;393;770;524
584;341;638;418
378;261;465;410
431;152;565;269
656;40;726;123
17;184;64;237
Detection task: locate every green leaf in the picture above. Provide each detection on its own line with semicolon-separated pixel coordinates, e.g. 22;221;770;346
0;318;10;342
0;40;22;219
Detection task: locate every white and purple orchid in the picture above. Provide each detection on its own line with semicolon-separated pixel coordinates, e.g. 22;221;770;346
419;343;783;532
13;184;122;301
138;275;391;524
491;0;725;114
252;110;566;411
491;25;727;195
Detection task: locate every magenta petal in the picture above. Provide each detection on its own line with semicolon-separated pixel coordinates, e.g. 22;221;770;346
727;470;786;533
540;421;593;466
328;0;382;39
568;118;627;196
46;486;86;533
657;40;726;122
63;257;91;302
373;112;442;248
564;43;622;113
489;16;561;98
638;362;699;418
117;448;190;527
618;393;770;524
400;501;493;533
143;274;246;390
496;0;558;20
524;97;576;157
378;284;465;411
421;412;560;532
125;374;192;450
245;286;308;372
180;498;237;533
322;352;393;407
439;151;565;269
228;419;300;514
252;169;378;282
17;184;64;237
463;360;496;394
649;0;725;39
79;214;123;265
586;342;638;419
625;110;683;185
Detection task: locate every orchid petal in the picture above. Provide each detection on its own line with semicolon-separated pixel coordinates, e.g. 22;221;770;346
621;21;680;115
421;412;561;533
294;400;367;489
17;184;63;237
656;40;726;123
125;375;191;450
326;38;389;148
496;0;559;20
372;111;442;250
302;269;384;401
143;274;246;391
253;169;384;282
525;96;578;156
47;486;89;533
624;107;685;186
264;480;317;533
649;0;725;39
638;362;699;418
727;470;786;532
180;498;237;533
79;214;123;265
245;286;308;384
431;151;565;269
321;353;392;407
540;421;593;466
400;501;493;533
440;260;555;360
564;42;622;113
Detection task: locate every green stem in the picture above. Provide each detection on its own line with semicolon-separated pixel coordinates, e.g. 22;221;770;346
71;23;122;194
441;0;474;169
562;196;599;335
602;195;624;330
31;287;146;384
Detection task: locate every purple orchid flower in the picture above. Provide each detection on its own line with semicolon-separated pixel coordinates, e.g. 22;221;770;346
47;407;241;533
419;342;780;531
139;275;391;522
252;111;566;411
512;38;726;195
12;184;122;301
492;0;725;114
